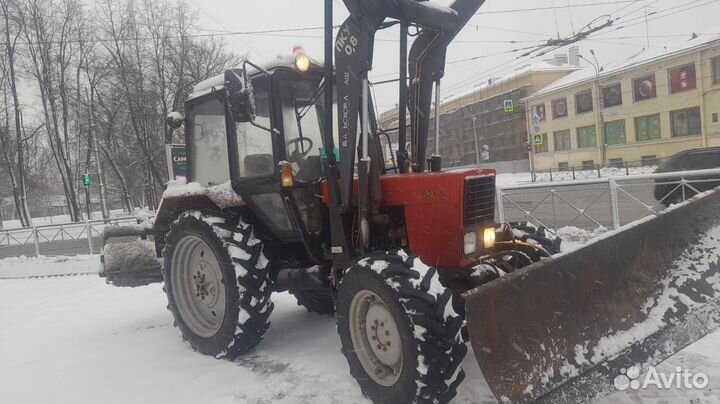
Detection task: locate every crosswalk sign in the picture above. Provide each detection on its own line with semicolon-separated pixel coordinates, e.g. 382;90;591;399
503;100;514;113
533;134;544;145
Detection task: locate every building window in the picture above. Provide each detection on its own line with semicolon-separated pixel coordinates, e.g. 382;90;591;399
582;160;595;170
532;103;546;123
635;114;661;141
577;125;597;149
713;112;719;123
575;90;593;114
604;120;626;145
553;129;572;151
633;73;656;101
602;83;622;107
534;133;548;153
668;64;697;94
671;107;702;137
641;155;658;166
558;162;569;171
609;158;624;168
552;97;568;119
713;56;720;85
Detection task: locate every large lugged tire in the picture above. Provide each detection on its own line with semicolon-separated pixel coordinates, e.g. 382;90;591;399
162;211;274;359
290;288;335;315
509;221;561;255
336;250;467;404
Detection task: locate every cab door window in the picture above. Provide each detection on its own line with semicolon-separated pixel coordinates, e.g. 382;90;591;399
237;77;274;177
189;98;229;187
280;79;325;181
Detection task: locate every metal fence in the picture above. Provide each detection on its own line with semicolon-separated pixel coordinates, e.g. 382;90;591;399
532;158;667;182
0;216;150;258
2;170;719;258
498;168;720;233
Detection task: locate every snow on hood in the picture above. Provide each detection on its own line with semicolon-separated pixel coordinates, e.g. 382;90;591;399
162;179;244;209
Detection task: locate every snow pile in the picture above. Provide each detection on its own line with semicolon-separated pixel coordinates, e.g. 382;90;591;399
556;225;608;252
162;179;245;209
495;172;534;187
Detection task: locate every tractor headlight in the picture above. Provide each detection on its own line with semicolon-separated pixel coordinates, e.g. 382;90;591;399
295;53;310;72
483;227;496;249
464;231;477;255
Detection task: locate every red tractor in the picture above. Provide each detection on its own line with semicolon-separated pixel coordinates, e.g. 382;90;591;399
101;1;720;403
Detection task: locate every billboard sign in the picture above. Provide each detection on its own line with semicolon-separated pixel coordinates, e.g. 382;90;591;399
166;144;188;182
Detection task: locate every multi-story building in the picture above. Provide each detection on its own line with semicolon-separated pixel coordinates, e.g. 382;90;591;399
524;35;720;171
378;54;580;170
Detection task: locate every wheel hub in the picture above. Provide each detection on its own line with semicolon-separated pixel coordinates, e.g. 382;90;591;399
365;304;402;367
349;290;403;386
193;261;221;307
171;234;227;338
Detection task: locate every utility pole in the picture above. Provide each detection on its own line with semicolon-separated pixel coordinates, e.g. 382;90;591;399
471;116;481;166
644;6;650;49
83;172;92;220
93;135;109;219
524;101;536;181
580;51;606;166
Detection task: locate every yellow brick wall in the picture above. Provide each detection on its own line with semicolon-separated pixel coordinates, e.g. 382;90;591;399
528;42;720;170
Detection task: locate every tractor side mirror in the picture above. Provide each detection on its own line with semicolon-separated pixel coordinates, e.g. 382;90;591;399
166;111;184;129
226;69;256;123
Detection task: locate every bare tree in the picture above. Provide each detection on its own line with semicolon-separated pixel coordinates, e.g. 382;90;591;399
21;0;83;221
1;0;32;227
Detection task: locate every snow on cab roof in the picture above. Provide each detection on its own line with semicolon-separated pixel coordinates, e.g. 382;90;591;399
526;32;720;101
188;53;323;101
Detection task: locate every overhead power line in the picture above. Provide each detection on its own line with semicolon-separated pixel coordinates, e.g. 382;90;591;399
444;0;718;95
474;1;637;15
0;25;337;47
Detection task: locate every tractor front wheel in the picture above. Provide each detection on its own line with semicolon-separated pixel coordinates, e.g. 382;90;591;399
336;251;467;404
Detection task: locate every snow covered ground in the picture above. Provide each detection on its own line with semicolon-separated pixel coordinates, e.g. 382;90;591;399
1;256;718;404
1;209;143;230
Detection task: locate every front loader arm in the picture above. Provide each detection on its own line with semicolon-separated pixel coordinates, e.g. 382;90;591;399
335;0;479;206
408;0;484;171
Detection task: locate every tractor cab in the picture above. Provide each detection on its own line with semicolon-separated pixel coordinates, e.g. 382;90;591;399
181;53;330;250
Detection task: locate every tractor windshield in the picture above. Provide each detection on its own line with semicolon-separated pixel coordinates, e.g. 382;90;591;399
279;76;335;181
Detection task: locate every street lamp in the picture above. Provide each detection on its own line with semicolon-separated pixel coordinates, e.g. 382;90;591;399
578;50;607;166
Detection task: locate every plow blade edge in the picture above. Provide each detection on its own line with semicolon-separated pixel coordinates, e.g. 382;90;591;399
463;191;720;403
100;224;162;287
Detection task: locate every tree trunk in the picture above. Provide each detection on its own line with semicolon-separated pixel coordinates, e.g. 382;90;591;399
2;0;32;227
100;146;133;214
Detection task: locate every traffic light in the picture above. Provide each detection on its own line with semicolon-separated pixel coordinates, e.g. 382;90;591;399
84;173;91;187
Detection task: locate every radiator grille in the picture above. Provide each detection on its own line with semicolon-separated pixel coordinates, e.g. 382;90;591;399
464;176;496;227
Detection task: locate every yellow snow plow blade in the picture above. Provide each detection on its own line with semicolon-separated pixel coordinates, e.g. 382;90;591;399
463;190;720;403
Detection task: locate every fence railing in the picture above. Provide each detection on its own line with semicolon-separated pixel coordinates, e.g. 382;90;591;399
2;170;719;258
0;215;153;257
532;158;667;183
498;168;720;234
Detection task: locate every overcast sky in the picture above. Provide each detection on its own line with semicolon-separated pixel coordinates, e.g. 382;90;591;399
186;0;719;113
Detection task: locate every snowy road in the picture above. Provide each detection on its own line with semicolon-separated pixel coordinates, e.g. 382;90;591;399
1;257;719;404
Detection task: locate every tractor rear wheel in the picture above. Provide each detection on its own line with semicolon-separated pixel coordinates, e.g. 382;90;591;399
336;251;467;404
162;211;274;359
290;288;335;315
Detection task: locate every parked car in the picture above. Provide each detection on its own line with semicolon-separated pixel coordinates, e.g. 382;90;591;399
654;147;720;206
